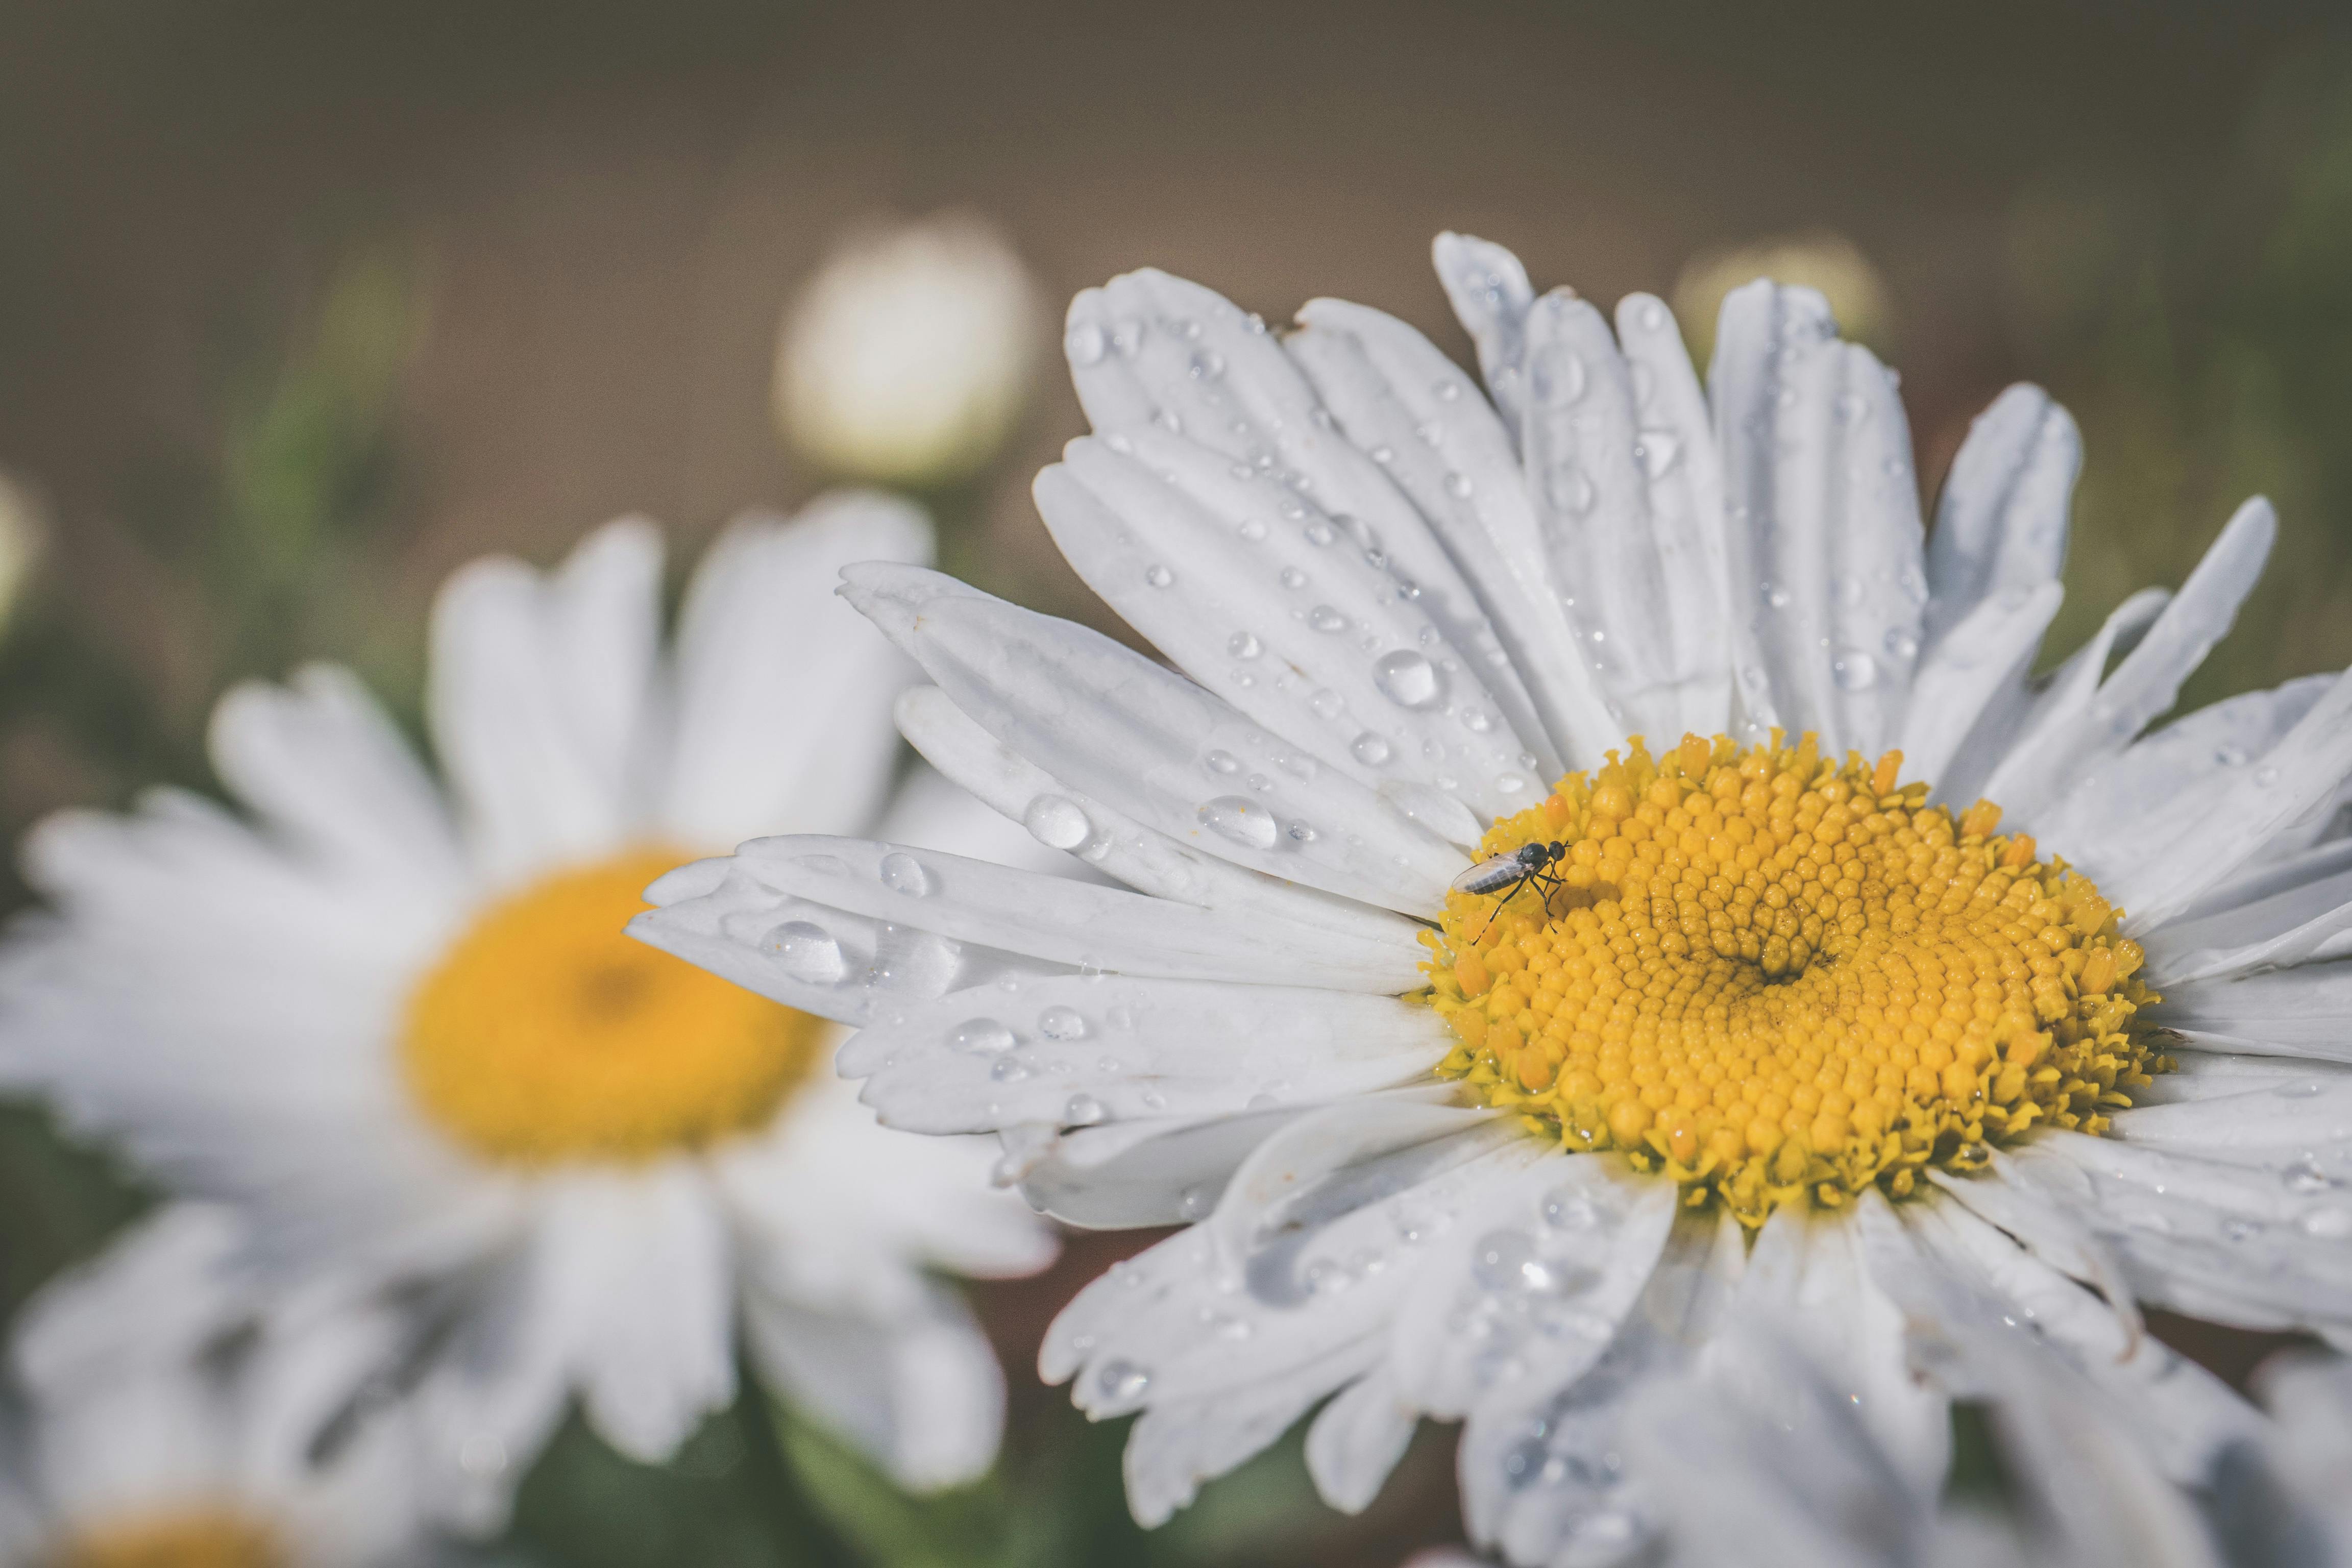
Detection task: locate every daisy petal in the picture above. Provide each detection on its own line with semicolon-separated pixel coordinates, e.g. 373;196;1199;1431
1018;1105;1308;1229
843;976;1448;1133
1123;1341;1382;1528
1304;1361;1418;1515
838;564;1465;914
1972;586;2168;821
662;494;931;845
1712;281;1926;757
1037;438;1544;814
631;857;1060;1027
2151;961;2352;1061
893;684;1429;967
1433;232;1536;442
1287;295;1588;770
1922;384;2079;655
1898;579;2065;791
428;519;663;883
745;1280;1005;1492
1389;1155;1677;1421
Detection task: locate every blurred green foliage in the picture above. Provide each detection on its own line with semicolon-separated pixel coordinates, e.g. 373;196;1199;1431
2007;51;2352;707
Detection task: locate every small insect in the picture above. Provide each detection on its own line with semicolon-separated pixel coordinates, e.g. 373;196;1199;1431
1452;840;1570;939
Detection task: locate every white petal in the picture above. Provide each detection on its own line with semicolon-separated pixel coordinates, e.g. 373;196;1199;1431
428;519;663;881
745;1280;1004;1492
208;664;467;912
1433;232;1537;443
2151;960;2352;1061
557;1168;737;1463
1732;1203;1948;1494
1122;1340;1381;1528
1018;1104;1307;1229
1304;1361;1418;1515
1983;498;2275;840
846;975;1451;1134
1389;1155;1677;1420
1972;586;2168;819
1925;1156;2141;1347
660;494;931;846
838;564;1464;914
719;835;1411;993
630;854;1060;1027
1287;294;1590;770
1060;270;1553;784
1898;579;2065;791
1711;281;1926;757
870;759;1076;878
892;684;1429;966
12;1203;251;1395
1922;384;2079;655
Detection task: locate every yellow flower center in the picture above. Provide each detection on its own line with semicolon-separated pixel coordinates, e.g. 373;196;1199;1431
402;848;824;1166
60;1510;282;1568
1423;733;2166;1225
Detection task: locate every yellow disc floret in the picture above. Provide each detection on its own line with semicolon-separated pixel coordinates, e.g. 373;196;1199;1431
1422;733;2166;1226
62;1510;283;1568
403;848;824;1166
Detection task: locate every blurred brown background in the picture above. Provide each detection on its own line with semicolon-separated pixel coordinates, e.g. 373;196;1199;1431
4;3;2349;1562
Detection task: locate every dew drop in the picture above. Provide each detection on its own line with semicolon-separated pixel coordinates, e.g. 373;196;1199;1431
1237;517;1267;543
1096;1359;1150;1401
1111;317;1145;357
1309;688;1345;720
1144;563;1175;589
2214;745;2248;768
1883;629;1919;662
1023;795;1092;850
1444;471;1475;498
1197;796;1279;849
1306;604;1350;634
1547;466;1596;516
1304;521;1335;546
949;1019;1016;1055
1286;821;1318;842
1352;732;1393;766
1831;649;1879;692
1040;1006;1088;1041
1541;1186;1601;1232
1228;630;1262;660
1280;567;1309;591
1435;379;1462;402
1634;431;1680;479
1189;349;1225;381
2302;1207;2352;1240
1065;322;1106;365
2284;1158;2337;1195
878;852;932;896
1374;649;1444;709
1205;750;1241;775
2255;766;2282;788
1835;573;1865;608
1064;1093;1108;1126
763;921;845;985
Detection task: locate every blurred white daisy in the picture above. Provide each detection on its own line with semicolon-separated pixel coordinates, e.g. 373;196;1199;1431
1;1206;429;1567
636;239;2352;1564
0;494;1057;1530
775;213;1044;488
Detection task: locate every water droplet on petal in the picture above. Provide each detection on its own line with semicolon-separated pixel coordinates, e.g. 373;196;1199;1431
1237;517;1267;543
1205;750;1241;775
2303;1207;2352;1240
2214;745;2248;768
1144;563;1175;589
1309;604;1351;634
2255;766;2282;788
1066;322;1107;365
1444;471;1474;498
1096;1359;1149;1401
1189;349;1225;381
1197;796;1279;849
1040;1006;1088;1041
990;1057;1031;1082
878;852;932;895
1435;379;1462;402
2284;1157;2337;1195
1883;629;1919;662
1279;567;1308;591
950;1019;1016;1055
1023;795;1092;850
763;921;845;985
1064;1093;1108;1126
1831;649;1879;692
1547;466;1596;516
1227;630;1262;660
1352;732;1393;766
1374;649;1444;709
1635;431;1680;478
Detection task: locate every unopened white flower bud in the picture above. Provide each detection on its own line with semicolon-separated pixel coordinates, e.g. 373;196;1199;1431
774;213;1043;488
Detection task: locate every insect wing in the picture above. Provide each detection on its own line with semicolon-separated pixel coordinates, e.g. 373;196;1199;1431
1453;854;1529;896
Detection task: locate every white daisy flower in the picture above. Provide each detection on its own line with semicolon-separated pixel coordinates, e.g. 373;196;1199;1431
634;237;2352;1564
1;1206;430;1567
0;494;1058;1530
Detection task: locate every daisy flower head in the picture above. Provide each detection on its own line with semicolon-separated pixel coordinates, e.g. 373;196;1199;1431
0;494;1058;1530
635;236;2352;1563
1;1207;429;1568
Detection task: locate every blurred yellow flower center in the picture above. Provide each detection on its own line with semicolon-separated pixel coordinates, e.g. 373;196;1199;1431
403;848;823;1166
61;1510;282;1568
1424;733;2166;1226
